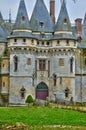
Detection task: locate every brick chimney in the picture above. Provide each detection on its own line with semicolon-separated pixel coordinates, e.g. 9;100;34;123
75;18;82;34
50;0;55;23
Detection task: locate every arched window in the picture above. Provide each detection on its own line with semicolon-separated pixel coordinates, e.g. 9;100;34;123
70;57;74;73
53;74;57;86
13;56;18;72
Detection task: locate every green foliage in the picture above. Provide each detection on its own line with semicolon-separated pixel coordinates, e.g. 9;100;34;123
26;95;34;103
0;107;86;126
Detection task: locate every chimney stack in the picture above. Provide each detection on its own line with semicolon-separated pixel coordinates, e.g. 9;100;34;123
75;18;82;34
50;0;55;23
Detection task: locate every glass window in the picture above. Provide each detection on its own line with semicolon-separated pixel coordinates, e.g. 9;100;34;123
13;56;18;72
3;82;5;87
70;57;73;73
65;88;69;98
59;58;64;66
53;74;57;86
39;60;46;71
20;87;26;99
23;38;26;42
14;39;17;42
27;58;31;65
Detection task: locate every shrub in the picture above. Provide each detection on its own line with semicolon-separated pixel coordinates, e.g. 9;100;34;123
26;95;34;103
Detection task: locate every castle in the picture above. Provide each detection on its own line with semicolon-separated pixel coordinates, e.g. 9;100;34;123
0;0;86;106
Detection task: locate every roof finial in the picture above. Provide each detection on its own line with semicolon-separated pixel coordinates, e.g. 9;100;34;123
60;0;67;4
9;9;11;23
60;0;77;4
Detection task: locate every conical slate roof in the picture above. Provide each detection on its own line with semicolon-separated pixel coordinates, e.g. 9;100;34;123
82;13;86;38
0;12;4;23
30;0;54;32
0;26;7;42
83;13;86;26
55;0;72;32
13;0;30;30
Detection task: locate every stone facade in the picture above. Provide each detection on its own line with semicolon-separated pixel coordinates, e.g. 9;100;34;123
0;0;86;105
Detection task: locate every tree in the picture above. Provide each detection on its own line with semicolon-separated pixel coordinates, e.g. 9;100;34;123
26;95;34;103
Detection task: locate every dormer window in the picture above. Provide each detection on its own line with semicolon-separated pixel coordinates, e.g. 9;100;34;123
64;18;67;23
77;36;82;42
39;21;44;28
41;34;45;38
22;16;26;21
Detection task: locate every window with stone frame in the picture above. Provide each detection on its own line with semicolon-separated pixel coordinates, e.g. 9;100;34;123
3;82;5;87
84;57;86;66
39;59;46;71
20;87;26;99
70;57;74;73
23;38;26;43
14;38;17;43
59;58;64;66
27;58;31;65
13;56;18;72
83;50;86;66
65;88;69;98
53;74;57;86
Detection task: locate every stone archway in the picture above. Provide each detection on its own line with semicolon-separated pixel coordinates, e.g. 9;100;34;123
36;82;48;100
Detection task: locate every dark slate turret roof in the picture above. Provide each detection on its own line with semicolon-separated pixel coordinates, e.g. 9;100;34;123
30;0;54;32
9;0;36;39
52;1;76;40
13;0;30;30
0;26;7;42
0;12;4;23
82;13;86;38
55;0;72;32
83;13;86;26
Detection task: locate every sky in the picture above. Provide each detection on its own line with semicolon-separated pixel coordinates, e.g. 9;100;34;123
0;0;86;23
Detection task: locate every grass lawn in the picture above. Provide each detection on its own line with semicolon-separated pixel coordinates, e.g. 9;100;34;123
0;106;86;129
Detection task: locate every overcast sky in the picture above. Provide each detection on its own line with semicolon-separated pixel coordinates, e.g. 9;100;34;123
0;0;86;23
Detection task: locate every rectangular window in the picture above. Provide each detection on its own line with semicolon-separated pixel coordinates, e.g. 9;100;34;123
23;38;26;43
27;58;31;65
39;60;46;71
59;58;64;66
3;82;5;87
48;61;50;77
14;39;17;42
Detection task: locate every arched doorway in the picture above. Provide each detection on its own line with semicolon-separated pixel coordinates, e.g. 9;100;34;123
36;82;48;100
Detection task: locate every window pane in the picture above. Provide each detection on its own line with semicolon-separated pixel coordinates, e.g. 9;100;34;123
59;58;64;66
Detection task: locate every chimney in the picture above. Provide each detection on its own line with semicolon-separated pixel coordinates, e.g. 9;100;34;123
50;0;55;23
75;18;82;34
